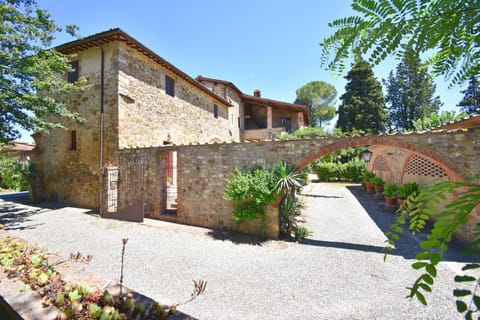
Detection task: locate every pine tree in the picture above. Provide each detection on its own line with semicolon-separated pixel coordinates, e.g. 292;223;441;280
384;55;443;131
294;81;337;127
457;76;480;115
336;59;386;133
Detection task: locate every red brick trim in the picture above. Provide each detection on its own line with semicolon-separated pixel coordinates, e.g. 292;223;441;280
296;136;465;179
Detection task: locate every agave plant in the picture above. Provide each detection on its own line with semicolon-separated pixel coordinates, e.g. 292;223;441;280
273;160;305;237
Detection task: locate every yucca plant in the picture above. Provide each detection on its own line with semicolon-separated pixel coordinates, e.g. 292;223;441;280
273;160;305;237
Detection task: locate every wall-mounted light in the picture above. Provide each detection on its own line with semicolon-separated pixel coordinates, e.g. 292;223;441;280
163;133;173;145
361;149;373;163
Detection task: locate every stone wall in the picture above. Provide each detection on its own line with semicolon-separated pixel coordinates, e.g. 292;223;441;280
111;129;479;239
31;42;120;208
117;44;239;147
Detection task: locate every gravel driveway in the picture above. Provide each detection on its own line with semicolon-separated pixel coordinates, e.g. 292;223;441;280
0;183;474;319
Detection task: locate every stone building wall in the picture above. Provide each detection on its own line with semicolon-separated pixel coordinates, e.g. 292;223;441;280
194;80;243;137
117;44;239;147
31;43;120;208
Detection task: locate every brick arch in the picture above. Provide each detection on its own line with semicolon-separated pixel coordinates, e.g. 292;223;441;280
371;155;394;182
296;136;465;179
400;152;456;184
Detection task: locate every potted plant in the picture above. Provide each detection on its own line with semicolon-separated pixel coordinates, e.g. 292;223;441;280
362;171;376;193
383;183;399;208
397;182;419;205
370;176;385;196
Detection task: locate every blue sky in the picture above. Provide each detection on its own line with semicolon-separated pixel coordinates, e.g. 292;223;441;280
21;0;465;141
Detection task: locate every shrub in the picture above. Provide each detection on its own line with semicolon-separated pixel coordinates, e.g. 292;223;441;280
277;127;328;140
370;177;384;186
383;183;399;197
293;226;312;241
398;182;420;199
362;171;376;181
224;167;278;224
315;160;365;182
0;157;31;191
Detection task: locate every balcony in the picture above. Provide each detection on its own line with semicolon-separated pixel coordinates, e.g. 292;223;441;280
241;127;286;142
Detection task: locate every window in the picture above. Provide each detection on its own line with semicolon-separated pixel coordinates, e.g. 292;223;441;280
67;60;79;83
165;75;175;97
213;104;218;118
70;131;77;150
281;117;292;132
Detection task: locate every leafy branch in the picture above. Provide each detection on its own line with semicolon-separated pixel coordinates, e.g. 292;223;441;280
384;175;480;317
320;0;480;86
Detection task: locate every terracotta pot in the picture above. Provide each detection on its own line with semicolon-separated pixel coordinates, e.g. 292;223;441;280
384;195;398;207
365;180;375;193
374;185;384;194
397;198;404;206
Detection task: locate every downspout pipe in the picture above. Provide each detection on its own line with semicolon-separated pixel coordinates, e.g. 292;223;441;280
98;44;105;214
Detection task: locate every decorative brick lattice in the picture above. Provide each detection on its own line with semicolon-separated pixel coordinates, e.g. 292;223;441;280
373;156;389;171
406;155;448;178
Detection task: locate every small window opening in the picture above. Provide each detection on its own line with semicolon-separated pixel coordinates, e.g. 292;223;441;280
70;130;77;150
67;60;79;83
165;75;175;97
213;104;218;118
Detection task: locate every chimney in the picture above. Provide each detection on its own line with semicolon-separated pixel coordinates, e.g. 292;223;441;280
253;89;261;97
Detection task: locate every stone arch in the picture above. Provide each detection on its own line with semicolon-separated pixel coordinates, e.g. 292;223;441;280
296;136;464;180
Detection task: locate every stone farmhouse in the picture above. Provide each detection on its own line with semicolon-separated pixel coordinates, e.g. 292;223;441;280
30;28;308;211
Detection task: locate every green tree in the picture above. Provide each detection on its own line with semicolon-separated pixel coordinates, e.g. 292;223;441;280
384;55;443;131
0;0;82;143
412;110;467;131
336;59;386;133
457;76;480;115
320;0;480;86
294;81;337;127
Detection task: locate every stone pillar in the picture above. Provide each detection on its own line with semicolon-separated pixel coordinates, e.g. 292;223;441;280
264;204;279;239
297;112;305;128
267;106;272;129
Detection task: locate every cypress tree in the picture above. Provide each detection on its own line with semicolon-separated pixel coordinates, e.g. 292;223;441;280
336;59;386;133
385;55;442;131
457;76;480;115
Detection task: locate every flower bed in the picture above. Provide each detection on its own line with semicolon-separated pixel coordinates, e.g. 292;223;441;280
0;235;205;320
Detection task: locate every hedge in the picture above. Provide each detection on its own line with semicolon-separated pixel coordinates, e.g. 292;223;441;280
315;161;365;182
